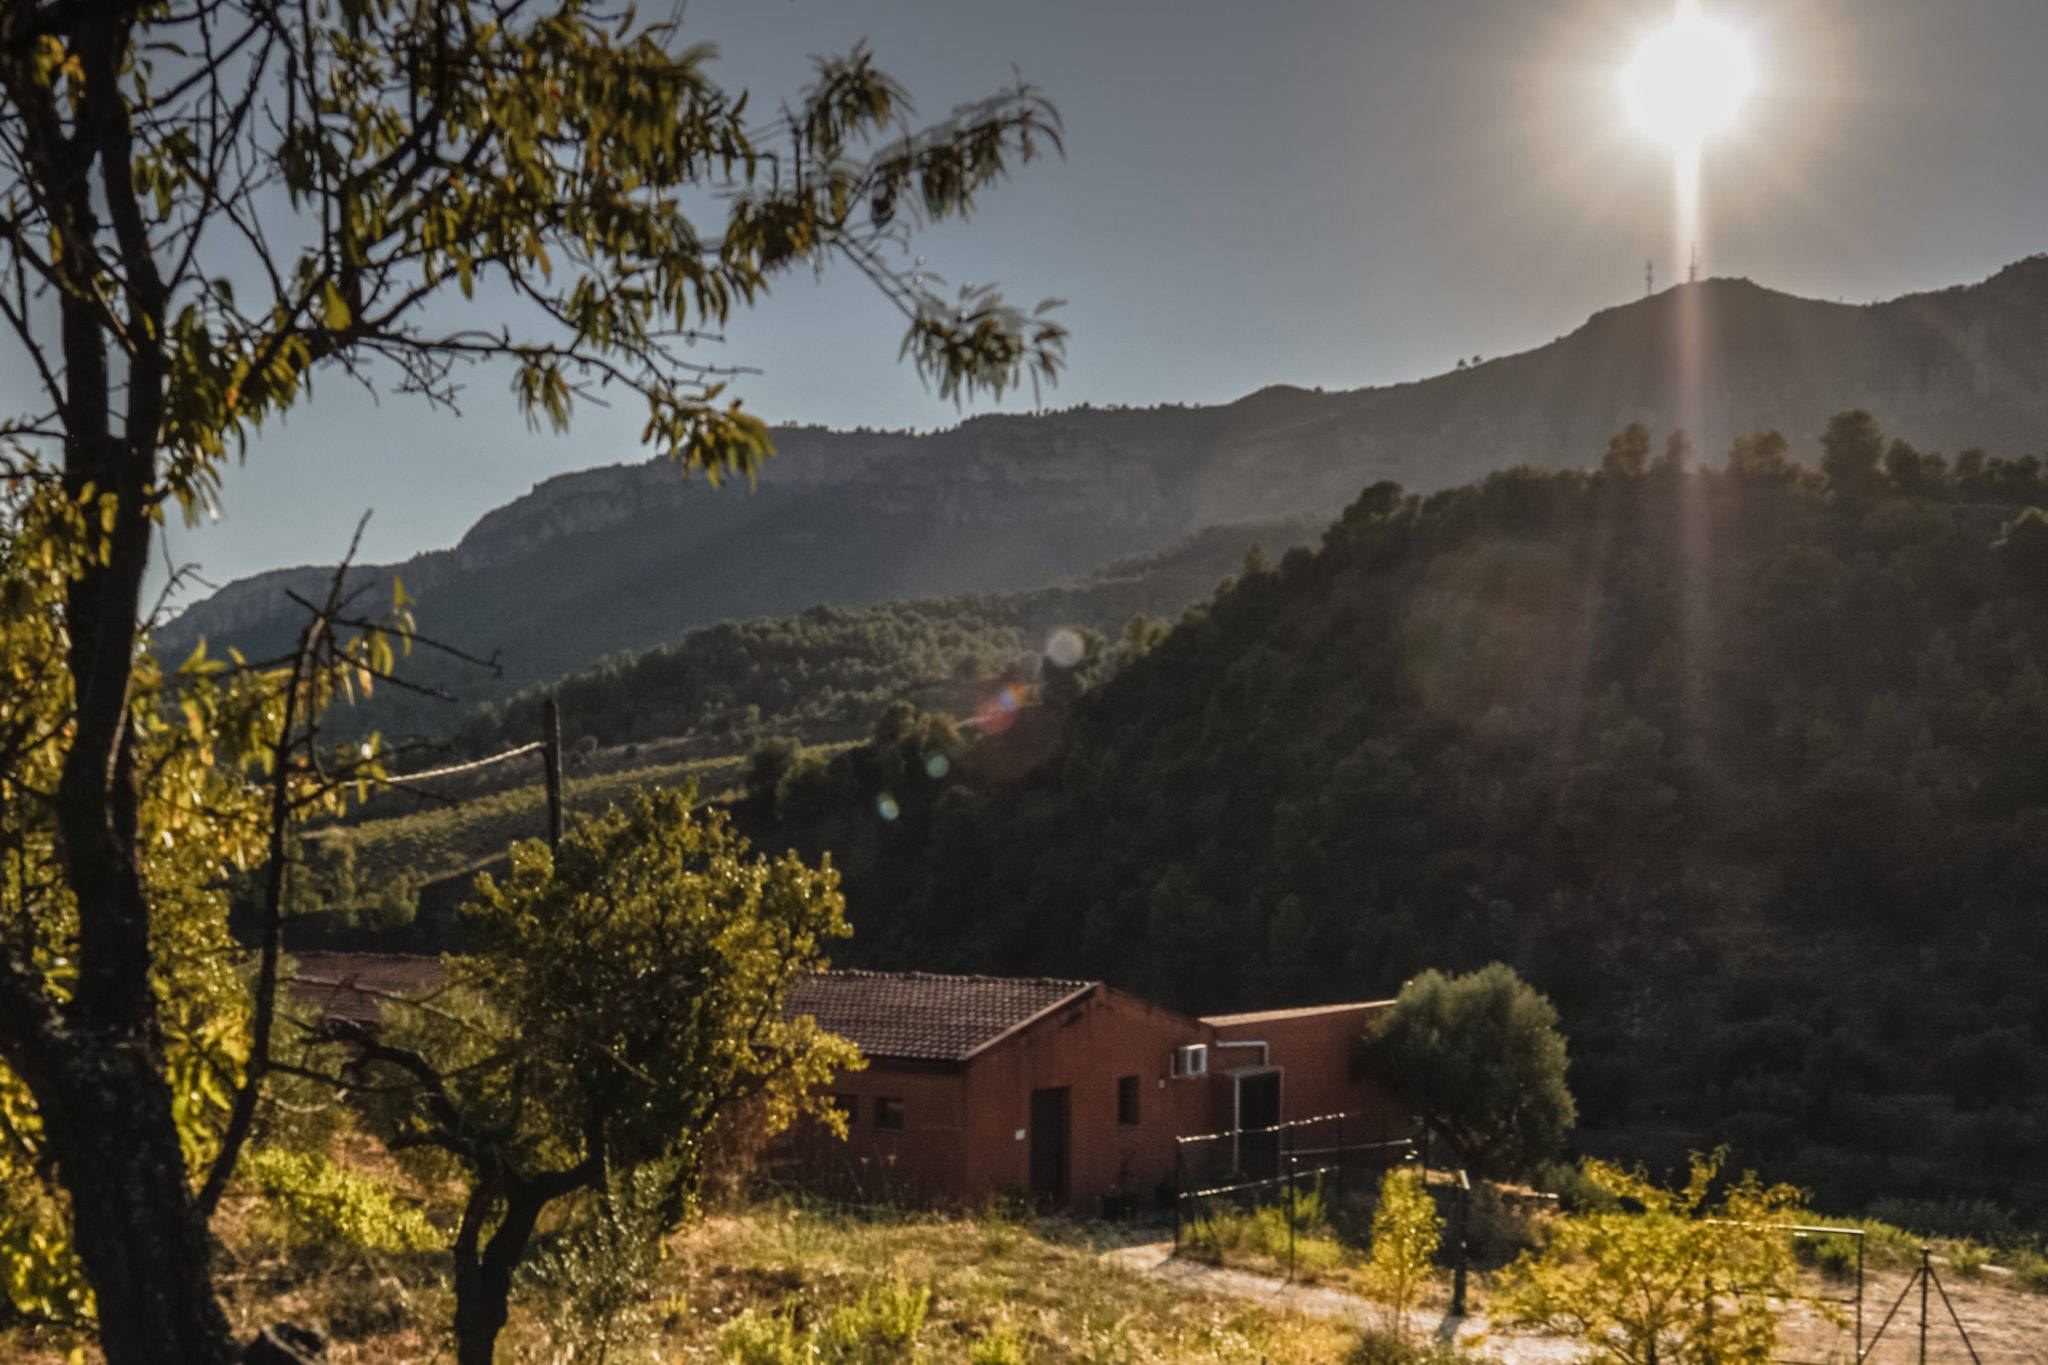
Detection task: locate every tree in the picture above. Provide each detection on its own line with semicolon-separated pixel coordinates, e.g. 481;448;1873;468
1602;423;1652;478
1357;963;1575;1180
336;787;860;1365
1492;1150;1806;1365
1819;409;1886;492
0;2;1063;1357
1358;1166;1442;1342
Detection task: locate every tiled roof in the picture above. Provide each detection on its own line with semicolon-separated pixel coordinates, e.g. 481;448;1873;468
1203;999;1394;1028
788;971;1095;1062
288;952;447;1027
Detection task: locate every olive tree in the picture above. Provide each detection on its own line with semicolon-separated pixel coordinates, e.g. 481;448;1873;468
335;787;859;1365
0;0;1062;1356
1357;963;1575;1180
1492;1150;1806;1365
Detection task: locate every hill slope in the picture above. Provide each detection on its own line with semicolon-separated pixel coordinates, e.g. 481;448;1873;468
755;420;2048;1211
163;257;2048;735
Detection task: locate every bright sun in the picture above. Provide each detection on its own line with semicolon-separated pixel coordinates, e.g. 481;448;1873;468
1620;9;1757;151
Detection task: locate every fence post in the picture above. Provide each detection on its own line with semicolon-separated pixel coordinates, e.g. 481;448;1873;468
542;698;564;850
1287;1152;1297;1282
1919;1246;1930;1365
1856;1231;1865;1358
1451;1169;1470;1317
1174;1141;1183;1255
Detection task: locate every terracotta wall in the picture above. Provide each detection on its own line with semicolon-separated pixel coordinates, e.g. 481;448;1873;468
1209;1003;1402;1125
792;993;1408;1214
959;987;1214;1213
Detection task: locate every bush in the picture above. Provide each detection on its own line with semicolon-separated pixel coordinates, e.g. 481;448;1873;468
2007;1250;2048;1293
967;1321;1031;1365
818;1279;930;1364
719;1309;807;1365
1865;1196;2020;1247
242;1148;438;1253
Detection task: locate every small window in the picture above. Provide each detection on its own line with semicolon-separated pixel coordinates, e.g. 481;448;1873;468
830;1094;857;1125
874;1097;906;1130
1117;1075;1141;1126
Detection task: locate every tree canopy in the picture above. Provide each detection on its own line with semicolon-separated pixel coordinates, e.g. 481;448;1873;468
0;0;1063;1356
344;787;858;1365
748;415;2048;1207
1358;964;1575;1180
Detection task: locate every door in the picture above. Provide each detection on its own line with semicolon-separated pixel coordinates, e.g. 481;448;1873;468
1029;1086;1070;1208
1235;1070;1282;1180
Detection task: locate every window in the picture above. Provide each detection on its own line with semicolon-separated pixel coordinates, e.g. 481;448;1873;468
1172;1043;1208;1078
1117;1075;1141;1126
830;1094;857;1125
874;1096;905;1130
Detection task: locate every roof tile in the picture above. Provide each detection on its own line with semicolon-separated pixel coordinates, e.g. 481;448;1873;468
788;970;1095;1062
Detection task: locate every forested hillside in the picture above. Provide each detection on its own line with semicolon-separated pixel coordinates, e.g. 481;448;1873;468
752;415;2048;1212
442;517;1319;756
164;257;2048;739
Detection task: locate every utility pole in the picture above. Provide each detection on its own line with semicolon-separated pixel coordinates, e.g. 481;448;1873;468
542;697;564;850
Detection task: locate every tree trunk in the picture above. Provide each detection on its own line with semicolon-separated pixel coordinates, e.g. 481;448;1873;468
453;1184;555;1365
10;1027;238;1365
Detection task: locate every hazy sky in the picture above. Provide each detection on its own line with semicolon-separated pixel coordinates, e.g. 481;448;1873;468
163;0;2048;592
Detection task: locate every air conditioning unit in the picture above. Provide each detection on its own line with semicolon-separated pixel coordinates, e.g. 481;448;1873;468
1171;1044;1208;1078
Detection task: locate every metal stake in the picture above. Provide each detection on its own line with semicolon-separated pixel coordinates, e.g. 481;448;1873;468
543;698;563;850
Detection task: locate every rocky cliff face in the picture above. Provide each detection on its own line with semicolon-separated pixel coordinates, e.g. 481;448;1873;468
162;257;2048;726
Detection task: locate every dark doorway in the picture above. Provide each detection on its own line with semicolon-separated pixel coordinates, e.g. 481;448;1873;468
1029;1086;1070;1207
1236;1070;1282;1179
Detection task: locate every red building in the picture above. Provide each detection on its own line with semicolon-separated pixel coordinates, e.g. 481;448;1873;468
784;971;1405;1215
285;955;1407;1215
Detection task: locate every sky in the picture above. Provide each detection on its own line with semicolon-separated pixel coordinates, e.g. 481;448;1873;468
162;0;2048;593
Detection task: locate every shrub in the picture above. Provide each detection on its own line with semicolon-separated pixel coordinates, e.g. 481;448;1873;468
1865;1196;2020;1247
968;1321;1031;1365
242;1148;438;1253
719;1309;807;1365
2007;1250;2048;1293
1359;1168;1443;1341
1947;1242;1991;1278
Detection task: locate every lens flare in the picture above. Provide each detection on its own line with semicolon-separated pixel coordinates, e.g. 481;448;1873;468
925;753;951;779
1046;628;1085;668
1621;11;1756;152
876;794;900;821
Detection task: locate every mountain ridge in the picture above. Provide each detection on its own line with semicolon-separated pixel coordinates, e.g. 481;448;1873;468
162;255;2048;726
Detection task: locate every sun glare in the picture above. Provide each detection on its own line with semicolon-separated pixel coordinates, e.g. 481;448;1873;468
1621;10;1757;152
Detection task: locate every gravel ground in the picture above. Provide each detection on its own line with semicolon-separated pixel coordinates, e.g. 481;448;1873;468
1103;1242;2048;1364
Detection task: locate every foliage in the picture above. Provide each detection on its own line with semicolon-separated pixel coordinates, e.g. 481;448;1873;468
523;1164;677;1365
349;786;859;1362
719;1308;810;1365
966;1320;1032;1365
1492;1150;1807;1365
1361;965;1575;1180
751;417;2048;1200
716;1282;933;1365
0;485;393;1329
1180;1186;1344;1281
241;1148;439;1254
0;0;1070;1349
1358;1169;1442;1341
817;1279;932;1364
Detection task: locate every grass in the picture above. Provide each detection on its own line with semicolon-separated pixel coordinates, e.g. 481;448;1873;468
0;1191;1366;1365
327;751;760;886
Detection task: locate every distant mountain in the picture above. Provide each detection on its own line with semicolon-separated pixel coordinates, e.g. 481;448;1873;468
162;256;2048;733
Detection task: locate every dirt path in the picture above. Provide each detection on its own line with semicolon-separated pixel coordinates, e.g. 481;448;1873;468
1102;1242;2048;1364
1100;1242;1577;1363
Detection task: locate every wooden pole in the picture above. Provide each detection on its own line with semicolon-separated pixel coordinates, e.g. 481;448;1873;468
543;698;563;850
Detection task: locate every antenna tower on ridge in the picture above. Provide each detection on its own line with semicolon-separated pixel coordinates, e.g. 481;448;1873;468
1688;242;1700;284
1646;259;1654;296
